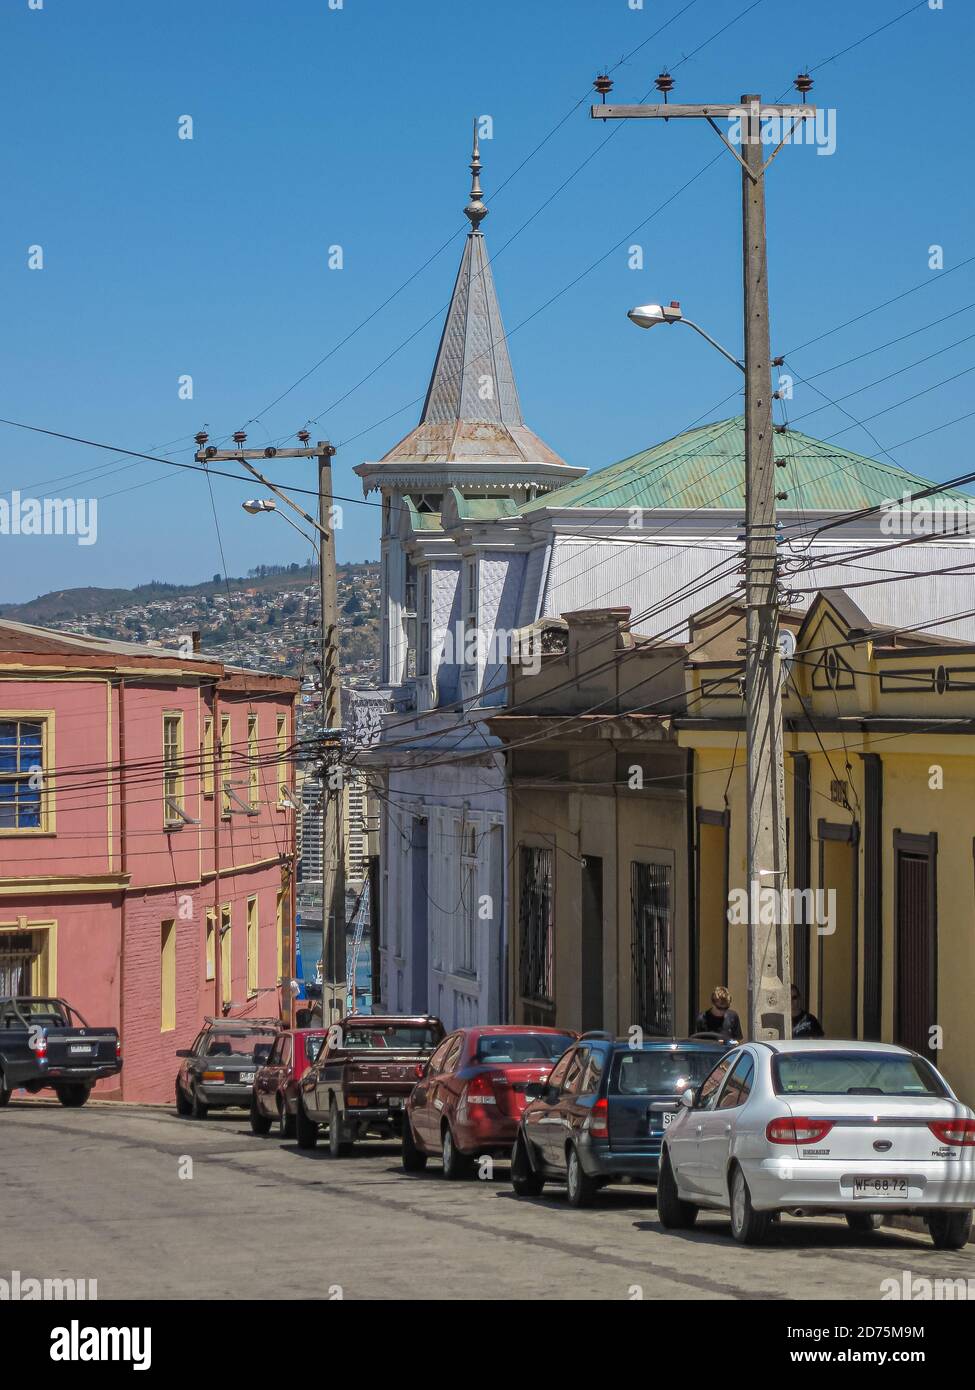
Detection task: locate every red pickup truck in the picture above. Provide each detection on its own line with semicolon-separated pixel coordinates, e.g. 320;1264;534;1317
296;1014;445;1157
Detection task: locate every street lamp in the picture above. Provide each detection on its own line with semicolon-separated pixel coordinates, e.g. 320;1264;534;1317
627;300;745;374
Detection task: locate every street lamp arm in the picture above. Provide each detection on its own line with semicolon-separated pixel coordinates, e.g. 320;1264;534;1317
679;317;745;374
270;504;322;560
238;458;332;541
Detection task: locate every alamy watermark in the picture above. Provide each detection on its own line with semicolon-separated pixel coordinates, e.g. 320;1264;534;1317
0;492;97;545
727;99;837;157
879;490;975;537
727;882;836;935
1;1269;97;1300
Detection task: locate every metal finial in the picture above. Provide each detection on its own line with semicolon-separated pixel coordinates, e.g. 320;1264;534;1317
464;118;488;231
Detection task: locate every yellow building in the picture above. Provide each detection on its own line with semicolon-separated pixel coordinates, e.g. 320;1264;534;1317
681;589;975;1105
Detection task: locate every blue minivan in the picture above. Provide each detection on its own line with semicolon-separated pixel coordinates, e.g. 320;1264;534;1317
511;1034;732;1207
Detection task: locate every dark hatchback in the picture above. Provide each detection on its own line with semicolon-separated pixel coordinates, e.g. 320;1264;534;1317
175;1017;281;1119
512;1035;732;1207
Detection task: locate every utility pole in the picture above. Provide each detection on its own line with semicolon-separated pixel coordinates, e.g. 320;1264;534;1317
593;79;817;1039
193;431;345;1027
317;442;346;1023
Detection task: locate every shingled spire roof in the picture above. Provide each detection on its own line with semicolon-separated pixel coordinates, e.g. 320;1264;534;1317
380;123;567;468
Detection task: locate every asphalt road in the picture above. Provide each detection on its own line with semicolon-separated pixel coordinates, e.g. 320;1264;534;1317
4;1098;973;1301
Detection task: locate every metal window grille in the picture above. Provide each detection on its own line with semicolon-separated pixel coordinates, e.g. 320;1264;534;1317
631;862;674;1035
0;932;36;995
518;847;553;1002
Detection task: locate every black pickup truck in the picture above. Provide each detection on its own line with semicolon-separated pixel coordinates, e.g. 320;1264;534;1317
0;996;122;1107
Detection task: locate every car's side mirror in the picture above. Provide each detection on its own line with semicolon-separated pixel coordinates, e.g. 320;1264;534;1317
680;1086;697;1109
175;1049;192;1058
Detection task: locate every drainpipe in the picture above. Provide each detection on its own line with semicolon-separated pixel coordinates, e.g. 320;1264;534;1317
118;677;127;1099
212;683;222;1017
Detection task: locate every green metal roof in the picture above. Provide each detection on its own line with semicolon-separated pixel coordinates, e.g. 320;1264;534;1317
520;416;975;513
448;489;520;522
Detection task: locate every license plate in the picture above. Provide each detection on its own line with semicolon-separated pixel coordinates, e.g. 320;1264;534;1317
389;1096;403;1108
852;1176;908;1199
70;1045;93;1054
239;1072;255;1084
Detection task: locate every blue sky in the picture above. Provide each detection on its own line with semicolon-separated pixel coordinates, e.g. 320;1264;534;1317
1;0;972;601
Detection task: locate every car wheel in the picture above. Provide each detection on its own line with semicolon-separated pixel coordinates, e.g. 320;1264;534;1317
729;1164;770;1246
0;1072;11;1107
295;1097;319;1149
565;1146;598;1209
441;1123;472;1180
511;1133;545;1197
656;1148;698;1229
190;1085;208;1121
250;1093;273;1136
401;1113;428;1172
928;1209;973;1250
329;1100;353;1158
846;1212;883;1235
278;1098;296;1139
55;1084;90;1108
175;1081;192;1117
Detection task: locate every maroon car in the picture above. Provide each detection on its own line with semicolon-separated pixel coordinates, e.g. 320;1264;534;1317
250;1028;327;1138
402;1025;577;1179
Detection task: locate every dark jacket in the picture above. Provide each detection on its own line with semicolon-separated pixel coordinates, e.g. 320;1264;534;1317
792;1009;824;1039
694;1007;743;1042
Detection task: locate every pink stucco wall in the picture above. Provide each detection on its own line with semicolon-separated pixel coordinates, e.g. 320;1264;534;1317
0;665;297;1103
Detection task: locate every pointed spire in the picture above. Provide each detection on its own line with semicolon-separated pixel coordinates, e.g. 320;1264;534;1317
464;118;488;231
375;124;570;468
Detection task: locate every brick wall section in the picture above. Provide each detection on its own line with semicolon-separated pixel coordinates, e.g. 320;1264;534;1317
121;874;284;1103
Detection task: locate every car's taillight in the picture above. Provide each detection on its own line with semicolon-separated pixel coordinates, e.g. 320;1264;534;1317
347;1093;371;1108
766;1116;833;1145
466;1073;496;1105
414;1063;425;1079
35;1033;48;1058
116;1038;121;1059
588;1097;609;1139
929;1119;975;1146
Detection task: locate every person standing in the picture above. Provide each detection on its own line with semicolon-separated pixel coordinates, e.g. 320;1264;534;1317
791;986;824;1038
694;986;743;1042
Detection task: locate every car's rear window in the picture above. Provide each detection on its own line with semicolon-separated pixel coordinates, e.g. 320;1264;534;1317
342;1026;439;1050
475;1033;574;1064
772;1051;947;1098
204;1031;277;1059
612;1049;725;1095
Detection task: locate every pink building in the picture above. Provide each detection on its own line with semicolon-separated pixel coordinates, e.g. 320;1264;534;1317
0;621;298;1102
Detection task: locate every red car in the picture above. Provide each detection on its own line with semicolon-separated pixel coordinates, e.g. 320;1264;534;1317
402;1025;577;1178
250;1028;327;1138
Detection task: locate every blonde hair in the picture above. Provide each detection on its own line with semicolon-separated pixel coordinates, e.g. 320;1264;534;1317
711;986;732;1008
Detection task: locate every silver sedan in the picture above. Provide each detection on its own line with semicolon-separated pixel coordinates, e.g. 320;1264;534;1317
658;1039;975;1247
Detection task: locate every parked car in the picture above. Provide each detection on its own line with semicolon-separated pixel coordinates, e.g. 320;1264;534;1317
297;1014;445;1155
251;1027;327;1137
510;1034;731;1207
658;1039;975;1248
175;1017;281;1119
402;1025;577;1178
0;996;122;1108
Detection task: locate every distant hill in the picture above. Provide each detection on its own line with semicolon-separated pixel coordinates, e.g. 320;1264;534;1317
0;563;378;625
